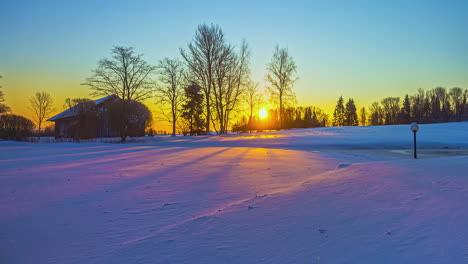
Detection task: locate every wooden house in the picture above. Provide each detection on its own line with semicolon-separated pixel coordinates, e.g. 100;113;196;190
47;95;120;139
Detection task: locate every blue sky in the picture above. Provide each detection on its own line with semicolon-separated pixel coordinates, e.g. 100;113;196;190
1;0;467;117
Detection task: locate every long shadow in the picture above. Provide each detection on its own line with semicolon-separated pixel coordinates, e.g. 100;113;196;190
2;147;233;226
27;147;189;172
0;145;161;163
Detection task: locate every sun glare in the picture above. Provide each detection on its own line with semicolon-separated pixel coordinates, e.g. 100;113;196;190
259;108;267;119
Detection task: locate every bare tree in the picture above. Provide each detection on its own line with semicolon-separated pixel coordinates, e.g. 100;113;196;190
449;87;464;121
211;40;251;134
265;45;298;129
369;101;384;125
29;91;54;136
246;81;261;124
83;46;156;101
181;24;225;134
155;58;185;136
381;97;400;124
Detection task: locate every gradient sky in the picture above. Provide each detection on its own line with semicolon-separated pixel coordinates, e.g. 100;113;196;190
1;0;467;125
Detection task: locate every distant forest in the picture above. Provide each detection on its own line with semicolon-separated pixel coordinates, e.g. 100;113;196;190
335;86;468;127
234;86;468;132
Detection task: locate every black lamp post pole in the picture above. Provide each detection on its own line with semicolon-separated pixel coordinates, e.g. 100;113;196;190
413;131;417;159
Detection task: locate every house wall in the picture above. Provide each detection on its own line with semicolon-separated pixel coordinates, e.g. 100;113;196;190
53;98;146;139
54;108;119;139
54;118;78;138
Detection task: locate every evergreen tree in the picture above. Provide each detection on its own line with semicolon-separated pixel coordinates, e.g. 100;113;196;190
333;96;345;126
359;107;367;126
344;98;358;126
0;75;11;114
181;84;204;136
430;92;441;122
422;96;431;123
400;94;411;124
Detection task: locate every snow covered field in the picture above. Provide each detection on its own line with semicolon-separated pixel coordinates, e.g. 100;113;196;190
1;123;468;264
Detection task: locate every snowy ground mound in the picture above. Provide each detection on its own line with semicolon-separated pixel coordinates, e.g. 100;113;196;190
1;122;468;263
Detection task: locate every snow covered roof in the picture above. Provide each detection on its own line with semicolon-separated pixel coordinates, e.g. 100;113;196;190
47;95;119;121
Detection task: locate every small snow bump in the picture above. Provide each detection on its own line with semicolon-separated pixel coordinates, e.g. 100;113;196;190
337;164;351;169
318;228;328;234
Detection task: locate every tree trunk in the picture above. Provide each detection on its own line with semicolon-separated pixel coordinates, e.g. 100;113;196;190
190;115;193;136
279;93;283;129
121;126;127;142
205;92;210;134
172;105;176;137
38;122;41;140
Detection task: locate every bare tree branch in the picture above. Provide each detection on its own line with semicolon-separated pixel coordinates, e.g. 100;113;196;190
82;46;156;101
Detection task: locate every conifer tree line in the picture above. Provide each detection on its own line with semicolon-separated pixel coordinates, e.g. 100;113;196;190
333;87;468;126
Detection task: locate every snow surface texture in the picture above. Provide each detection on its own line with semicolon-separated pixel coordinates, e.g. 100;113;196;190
1;123;468;264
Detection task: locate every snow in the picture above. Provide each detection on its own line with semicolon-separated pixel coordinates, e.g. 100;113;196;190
1;122;468;263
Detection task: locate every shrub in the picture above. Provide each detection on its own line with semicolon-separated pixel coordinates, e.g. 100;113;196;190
106;100;151;141
0;114;35;140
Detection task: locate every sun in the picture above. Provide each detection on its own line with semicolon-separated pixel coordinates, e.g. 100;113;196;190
259;107;267;119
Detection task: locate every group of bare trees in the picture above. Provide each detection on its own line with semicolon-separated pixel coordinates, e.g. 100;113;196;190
4;24;297;140
79;23;299;136
180;25;252;134
179;25;298;134
0;76;52;139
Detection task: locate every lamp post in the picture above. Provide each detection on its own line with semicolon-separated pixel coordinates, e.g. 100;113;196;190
410;123;419;159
